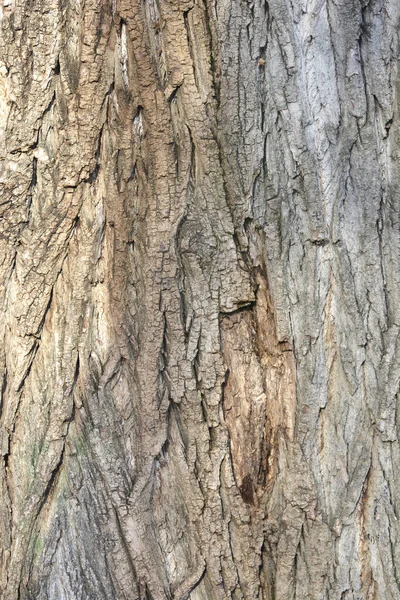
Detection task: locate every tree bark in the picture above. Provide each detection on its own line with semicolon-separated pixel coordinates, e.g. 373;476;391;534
0;0;399;598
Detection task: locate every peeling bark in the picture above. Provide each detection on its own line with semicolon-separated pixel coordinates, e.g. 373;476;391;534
0;0;400;598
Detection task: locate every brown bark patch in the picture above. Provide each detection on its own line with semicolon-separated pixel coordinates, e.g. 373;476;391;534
220;270;296;503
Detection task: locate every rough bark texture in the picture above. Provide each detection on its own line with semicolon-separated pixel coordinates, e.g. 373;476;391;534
0;0;399;598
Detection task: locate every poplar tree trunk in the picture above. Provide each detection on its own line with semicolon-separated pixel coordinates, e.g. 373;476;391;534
0;0;399;598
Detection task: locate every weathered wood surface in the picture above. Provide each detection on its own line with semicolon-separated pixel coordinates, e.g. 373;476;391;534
0;0;399;598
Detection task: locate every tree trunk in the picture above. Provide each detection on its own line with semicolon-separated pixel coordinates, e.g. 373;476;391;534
0;0;399;598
